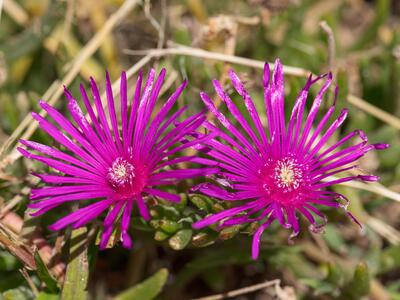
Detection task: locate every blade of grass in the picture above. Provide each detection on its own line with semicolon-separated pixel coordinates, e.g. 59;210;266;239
34;250;60;293
192;279;281;300
114;268;169;300
61;227;89;300
324;176;400;202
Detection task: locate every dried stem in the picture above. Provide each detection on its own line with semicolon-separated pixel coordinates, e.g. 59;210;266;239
98;54;153;105
20;268;39;296
144;0;166;49
63;0;75;36
0;221;36;270
347;94;400;131
0;0;3;21
324;176;400;202
367;215;400;245
124;45;311;77
0;186;30;218
3;0;29;26
319;21;336;72
191;279;281;300
1;211;65;279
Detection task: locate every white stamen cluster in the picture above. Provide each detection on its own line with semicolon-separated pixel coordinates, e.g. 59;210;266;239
107;157;135;188
273;157;303;192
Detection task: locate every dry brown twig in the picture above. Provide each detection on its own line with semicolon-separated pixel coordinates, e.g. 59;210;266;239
191;279;283;300
124;44;311;77
20;268;39;296
2;0;29;26
143;0;167;49
319;21;336;72
99;54;154;104
0;221;36;270
0;186;31;218
0;211;66;279
367;215;400;245
347;94;400;131
63;0;75;36
0;0;3;22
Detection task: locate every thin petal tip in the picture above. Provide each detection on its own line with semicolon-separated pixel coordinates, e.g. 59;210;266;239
48;223;61;231
17;147;29;157
373;143;390;150
18;139;28;146
122;232;133;249
192;220;207;230
181;78;188;87
358;175;379;182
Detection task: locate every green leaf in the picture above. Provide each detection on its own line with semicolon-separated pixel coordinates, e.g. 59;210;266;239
154;230;169;241
380;245;400;273
169;229;192;250
325;263;345;286
322;224;346;254
299;278;334;295
342;262;370;300
36;292;59;300
218;225;241;240
60;227;89;300
189;194;213;211
34;251;59;293
159;220;182;234
114;269;168;300
155;205;180;220
2;287;34;300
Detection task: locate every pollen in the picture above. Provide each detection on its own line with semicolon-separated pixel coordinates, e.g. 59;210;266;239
274;158;303;192
107;157;135;188
259;157;308;203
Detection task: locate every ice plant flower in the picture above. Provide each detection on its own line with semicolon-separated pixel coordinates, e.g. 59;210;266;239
192;59;388;259
18;69;218;249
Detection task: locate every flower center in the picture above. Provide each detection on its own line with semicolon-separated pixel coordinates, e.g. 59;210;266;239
259;157;309;205
273;158;303;192
106;157;147;198
107;157;135;188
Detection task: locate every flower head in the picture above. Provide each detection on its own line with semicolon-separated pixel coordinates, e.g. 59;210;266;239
192;59;388;259
19;69;218;249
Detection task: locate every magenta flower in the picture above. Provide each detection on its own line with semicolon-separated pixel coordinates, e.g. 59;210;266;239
19;69;218;249
192;59;388;259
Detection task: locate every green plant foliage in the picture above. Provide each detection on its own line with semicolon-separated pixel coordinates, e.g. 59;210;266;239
342;262;370;299
1;287;34;300
114;269;168;300
60;228;88;300
33;251;59;293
